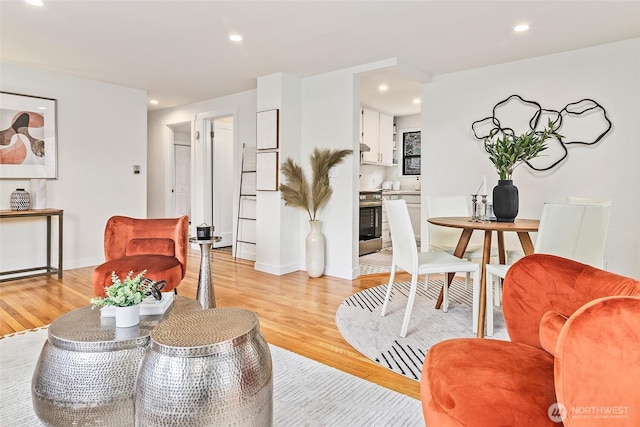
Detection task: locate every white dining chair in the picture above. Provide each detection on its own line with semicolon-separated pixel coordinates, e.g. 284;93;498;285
381;199;480;338
485;202;612;335
566;196;612;205
506;196;612;265
426;195;497;289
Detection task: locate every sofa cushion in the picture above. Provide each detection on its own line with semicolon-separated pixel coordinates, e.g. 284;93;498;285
125;238;175;257
539;311;568;357
421;338;558;427
92;255;183;297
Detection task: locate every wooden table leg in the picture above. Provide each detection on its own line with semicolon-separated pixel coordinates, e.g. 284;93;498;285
517;232;535;255
497;231;505;264
435;228;473;309
476;230;493;338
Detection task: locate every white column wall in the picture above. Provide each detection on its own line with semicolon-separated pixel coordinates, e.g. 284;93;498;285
255;73;301;275
0;62;147;271
420;39;640;278
301;69;360;279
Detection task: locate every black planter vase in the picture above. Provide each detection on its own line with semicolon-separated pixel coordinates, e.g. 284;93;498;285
492;180;519;223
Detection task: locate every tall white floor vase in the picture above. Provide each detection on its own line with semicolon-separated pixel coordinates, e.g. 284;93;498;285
306;220;325;278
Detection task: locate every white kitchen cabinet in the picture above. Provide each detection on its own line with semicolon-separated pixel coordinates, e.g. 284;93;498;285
361;107;395;166
381;194;397;248
382;191;421;248
404;195;421;246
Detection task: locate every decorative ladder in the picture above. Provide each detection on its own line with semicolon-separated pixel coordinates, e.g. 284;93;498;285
234;144;257;259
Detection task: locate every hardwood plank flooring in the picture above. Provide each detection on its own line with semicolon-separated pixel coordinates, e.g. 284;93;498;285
0;249;421;399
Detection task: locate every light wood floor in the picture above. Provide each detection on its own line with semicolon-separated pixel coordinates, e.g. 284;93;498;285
0;249;421;399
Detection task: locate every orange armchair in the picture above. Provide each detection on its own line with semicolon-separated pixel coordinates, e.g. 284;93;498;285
421;254;640;426
92;215;189;297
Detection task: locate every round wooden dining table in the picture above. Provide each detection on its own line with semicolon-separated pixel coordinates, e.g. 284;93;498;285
427;216;540;338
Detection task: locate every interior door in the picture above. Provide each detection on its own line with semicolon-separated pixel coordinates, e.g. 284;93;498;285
174;144;191;218
211;118;234;248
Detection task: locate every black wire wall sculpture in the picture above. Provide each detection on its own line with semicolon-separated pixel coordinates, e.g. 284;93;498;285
471;94;612;172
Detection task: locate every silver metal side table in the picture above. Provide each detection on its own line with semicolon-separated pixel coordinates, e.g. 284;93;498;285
135;308;273;426
189;236;222;309
31;296;201;427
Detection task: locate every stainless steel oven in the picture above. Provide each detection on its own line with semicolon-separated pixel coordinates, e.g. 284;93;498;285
359;190;383;256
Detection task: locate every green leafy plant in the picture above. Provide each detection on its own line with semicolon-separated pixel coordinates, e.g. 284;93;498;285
279;148;352;221
90;270;151;308
484;119;563;180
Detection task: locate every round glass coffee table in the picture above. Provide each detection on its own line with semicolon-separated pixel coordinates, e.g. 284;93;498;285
31;295;201;427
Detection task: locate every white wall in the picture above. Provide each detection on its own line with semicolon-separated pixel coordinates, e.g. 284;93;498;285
301;69;360;279
0;62;148;273
421;39;640;278
147;90;257;252
255;73;302;275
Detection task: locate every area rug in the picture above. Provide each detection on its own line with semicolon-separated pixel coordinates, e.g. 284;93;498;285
336;278;510;381
0;327;423;426
359;249;392;275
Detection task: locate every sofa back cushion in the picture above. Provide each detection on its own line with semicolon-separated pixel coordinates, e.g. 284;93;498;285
503;254;640;349
125;238;175;257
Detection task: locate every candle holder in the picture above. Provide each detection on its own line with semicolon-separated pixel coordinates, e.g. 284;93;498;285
480;194;488;222
469;194;480;222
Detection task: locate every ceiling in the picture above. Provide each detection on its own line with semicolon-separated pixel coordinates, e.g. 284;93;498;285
1;1;638;116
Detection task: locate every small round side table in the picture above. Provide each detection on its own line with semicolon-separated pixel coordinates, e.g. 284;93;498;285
189;236;222;309
134;308;273;426
31;296;201;426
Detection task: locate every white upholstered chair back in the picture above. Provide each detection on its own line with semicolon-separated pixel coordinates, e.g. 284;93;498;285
425;195;469;251
385;198;419;274
535;203;612;269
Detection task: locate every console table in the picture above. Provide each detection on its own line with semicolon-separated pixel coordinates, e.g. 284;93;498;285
0;208;63;282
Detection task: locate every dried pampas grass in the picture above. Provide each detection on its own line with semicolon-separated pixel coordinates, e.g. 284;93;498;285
279;148;352;220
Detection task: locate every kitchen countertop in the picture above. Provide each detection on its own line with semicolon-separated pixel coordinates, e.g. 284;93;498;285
382;190;421;195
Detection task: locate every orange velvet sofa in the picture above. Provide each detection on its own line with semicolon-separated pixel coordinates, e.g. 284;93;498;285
92;215;189;297
421;254;640;426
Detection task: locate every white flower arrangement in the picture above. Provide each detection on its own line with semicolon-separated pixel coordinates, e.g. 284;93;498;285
90;270;151;308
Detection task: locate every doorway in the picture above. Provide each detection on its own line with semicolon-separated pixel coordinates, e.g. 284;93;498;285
207;116;234;248
167;122;192;220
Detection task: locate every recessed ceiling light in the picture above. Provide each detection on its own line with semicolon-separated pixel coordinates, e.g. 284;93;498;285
149;99;159;105
229;34;243;42
24;0;44;6
413;98;421;104
514;24;530;32
378;85;388;92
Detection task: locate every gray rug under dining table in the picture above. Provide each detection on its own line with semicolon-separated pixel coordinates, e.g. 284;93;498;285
336;278;510;381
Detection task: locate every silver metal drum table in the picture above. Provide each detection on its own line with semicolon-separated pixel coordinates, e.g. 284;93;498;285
31;296;201;427
135;308;273;426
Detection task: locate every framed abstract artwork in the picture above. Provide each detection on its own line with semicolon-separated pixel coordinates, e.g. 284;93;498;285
0;92;58;179
256;109;279;150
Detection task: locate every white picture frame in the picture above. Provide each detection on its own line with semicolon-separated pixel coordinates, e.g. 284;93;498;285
256;109;279;150
256;151;279;191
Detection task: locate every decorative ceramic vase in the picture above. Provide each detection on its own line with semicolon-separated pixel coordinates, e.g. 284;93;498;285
306;220;325;278
492;180;519;223
10;188;31;211
115;304;141;328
